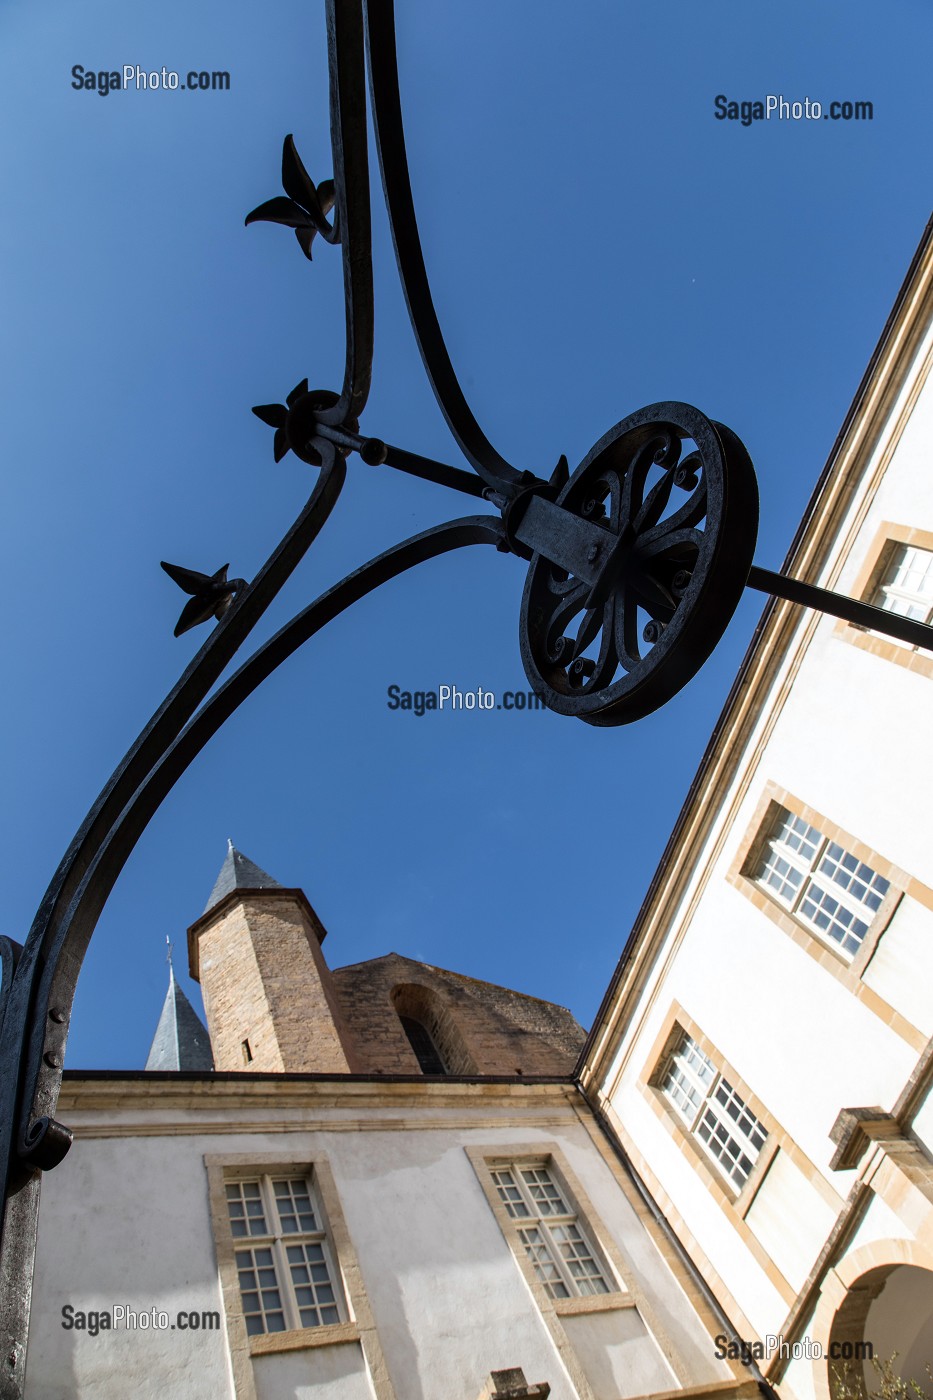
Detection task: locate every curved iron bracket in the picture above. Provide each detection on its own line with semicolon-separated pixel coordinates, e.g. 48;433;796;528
12;513;505;1179
0;491;502;1393
364;0;526;496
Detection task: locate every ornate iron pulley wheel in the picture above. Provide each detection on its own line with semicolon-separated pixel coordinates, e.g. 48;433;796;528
517;404;759;724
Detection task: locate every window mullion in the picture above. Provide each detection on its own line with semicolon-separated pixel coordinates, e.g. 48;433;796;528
259;1176;277;1234
272;1237;298;1332
541;1218;576;1297
693;1071;717;1142
260;1179;290;1333
514;1169;539;1221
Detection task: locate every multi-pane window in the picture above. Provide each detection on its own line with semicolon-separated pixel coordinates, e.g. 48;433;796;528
226;1175;344;1336
659;1032;768;1191
756;807;890;959
489;1161;611;1300
871;543;933;636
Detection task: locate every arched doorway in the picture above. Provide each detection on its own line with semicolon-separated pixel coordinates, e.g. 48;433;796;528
828;1263;933;1398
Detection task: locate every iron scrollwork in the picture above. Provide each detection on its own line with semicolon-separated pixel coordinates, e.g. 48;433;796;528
518;405;759;724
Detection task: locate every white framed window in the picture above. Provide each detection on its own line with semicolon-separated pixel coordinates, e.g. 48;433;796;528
658;1032;767;1191
756;807;890;959
225;1175;345;1335
488;1160;611;1300
871;542;933;631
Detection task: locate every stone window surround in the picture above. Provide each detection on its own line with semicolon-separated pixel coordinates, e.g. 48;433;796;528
655;1031;768;1194
466;1141;648;1400
205;1151;395;1400
834;521;933;679
726;781;926;1051
488;1160;613;1301
638;1003;842;1309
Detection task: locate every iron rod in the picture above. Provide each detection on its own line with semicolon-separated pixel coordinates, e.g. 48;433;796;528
747;564;933;651
314;423;488;498
381;445;488;498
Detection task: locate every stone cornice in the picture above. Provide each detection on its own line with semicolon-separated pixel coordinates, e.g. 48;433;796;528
58;1071;578;1118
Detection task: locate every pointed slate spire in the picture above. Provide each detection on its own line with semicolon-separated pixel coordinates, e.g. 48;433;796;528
204;839;282;915
145;948;214;1071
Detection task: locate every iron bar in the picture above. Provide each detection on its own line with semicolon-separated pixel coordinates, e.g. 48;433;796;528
16;516;507;1199
363;0;525;496
313;422;488;497
380;444;489;499
0;458;349;1397
747;564;933;652
319;0;374;427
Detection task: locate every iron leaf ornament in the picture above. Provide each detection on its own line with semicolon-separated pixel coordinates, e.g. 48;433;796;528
251;385;358;467
160;561;247;636
244;134;337;259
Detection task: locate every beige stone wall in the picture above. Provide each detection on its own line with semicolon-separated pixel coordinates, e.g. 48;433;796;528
192;891;358;1074
190;895;582;1080
331;953;585;1077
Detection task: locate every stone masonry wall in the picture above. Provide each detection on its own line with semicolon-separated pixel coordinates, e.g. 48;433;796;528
332;954;585;1076
192;892;359;1073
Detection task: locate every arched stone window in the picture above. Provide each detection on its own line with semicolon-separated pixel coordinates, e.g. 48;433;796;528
391;984;476;1075
398;1015;447;1074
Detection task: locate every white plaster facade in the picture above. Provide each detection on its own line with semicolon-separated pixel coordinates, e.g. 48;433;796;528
26;1080;742;1400
583;222;933;1399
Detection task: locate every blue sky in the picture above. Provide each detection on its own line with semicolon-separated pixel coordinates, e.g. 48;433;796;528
2;1;932;1069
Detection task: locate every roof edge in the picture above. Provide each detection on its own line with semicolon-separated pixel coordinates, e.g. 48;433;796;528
187;887;327;981
331;951;580;1018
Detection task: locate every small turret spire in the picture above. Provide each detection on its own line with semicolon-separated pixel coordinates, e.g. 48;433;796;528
203;843;282;915
145;940;213;1072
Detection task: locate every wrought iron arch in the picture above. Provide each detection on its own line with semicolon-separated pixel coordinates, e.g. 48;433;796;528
2;2;932;1392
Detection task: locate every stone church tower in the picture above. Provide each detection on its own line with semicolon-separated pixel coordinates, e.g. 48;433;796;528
187;843;356;1075
185;842;586;1081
